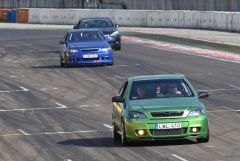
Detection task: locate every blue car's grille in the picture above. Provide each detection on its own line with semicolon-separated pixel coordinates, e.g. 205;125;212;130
150;128;187;135
81;48;99;52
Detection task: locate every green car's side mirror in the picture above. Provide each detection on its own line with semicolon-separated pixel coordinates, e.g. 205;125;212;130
112;96;125;103
198;92;209;99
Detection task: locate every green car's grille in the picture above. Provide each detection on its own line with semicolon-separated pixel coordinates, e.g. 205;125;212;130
150;128;187;135
150;111;184;117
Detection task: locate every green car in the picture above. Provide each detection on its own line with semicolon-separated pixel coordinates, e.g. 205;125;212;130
112;74;209;145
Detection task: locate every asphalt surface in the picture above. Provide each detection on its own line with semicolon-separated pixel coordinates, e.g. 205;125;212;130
0;28;239;161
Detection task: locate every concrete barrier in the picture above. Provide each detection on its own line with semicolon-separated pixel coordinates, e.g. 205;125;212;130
29;8;240;32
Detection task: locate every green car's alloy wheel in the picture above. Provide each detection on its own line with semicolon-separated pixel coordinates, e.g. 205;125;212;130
197;129;209;143
121;121;128;146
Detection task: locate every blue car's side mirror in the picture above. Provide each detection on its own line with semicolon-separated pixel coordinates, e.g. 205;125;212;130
59;40;66;44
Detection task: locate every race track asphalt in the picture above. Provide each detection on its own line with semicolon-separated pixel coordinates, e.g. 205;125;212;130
0;29;239;161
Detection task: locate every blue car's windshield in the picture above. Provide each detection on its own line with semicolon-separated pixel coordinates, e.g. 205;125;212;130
82;19;114;28
130;79;194;100
68;31;105;42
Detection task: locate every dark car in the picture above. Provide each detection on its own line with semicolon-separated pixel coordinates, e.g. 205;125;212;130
73;17;121;50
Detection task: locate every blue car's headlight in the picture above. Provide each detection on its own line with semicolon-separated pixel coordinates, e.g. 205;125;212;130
110;31;119;37
127;111;147;119
100;47;112;52
188;108;205;116
68;49;78;53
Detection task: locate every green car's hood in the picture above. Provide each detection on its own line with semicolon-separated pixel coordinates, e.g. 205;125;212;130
128;97;201;113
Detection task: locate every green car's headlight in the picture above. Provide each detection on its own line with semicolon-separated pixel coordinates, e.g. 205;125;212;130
188;108;205;116
127;111;147;119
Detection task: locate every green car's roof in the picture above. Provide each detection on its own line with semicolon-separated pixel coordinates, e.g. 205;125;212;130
128;74;185;82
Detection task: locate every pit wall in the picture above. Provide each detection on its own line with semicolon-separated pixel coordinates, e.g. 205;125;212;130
28;9;240;32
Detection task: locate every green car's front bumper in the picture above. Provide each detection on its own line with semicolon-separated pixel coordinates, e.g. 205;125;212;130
124;115;208;141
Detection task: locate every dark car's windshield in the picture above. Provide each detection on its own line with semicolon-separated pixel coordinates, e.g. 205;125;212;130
68;31;105;42
130;79;194;100
82;19;114;28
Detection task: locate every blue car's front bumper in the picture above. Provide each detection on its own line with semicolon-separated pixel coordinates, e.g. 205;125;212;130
66;51;113;65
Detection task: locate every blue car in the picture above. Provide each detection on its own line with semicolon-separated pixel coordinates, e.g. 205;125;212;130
59;29;113;67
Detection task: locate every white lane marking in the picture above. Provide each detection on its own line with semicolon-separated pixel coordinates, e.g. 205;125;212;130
5;45;17;47
40;88;48;91
132;64;141;66
0;130;110;137
114;75;126;79
17;129;30;136
222;106;240;112
53;87;58;90
9;75;18;78
229;85;240;90
22;44;32;46
41;130;108;135
15;86;29;92
118;64;129;67
203;145;214;148
64;159;72;161
223;106;235;110
0;103;67;112
55;103;67;108
94;104;101;107
0;90;10;93
78;105;89;108
171;154;188;161
103;124;112;129
197;88;239;92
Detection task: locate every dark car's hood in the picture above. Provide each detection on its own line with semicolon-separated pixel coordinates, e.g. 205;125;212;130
100;28;117;35
67;41;109;49
128;97;201;112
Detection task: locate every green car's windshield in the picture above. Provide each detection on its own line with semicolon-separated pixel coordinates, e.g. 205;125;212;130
129;79;194;100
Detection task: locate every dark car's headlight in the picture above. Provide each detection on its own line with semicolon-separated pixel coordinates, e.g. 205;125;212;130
127;112;147;119
188;108;205;116
110;31;119;37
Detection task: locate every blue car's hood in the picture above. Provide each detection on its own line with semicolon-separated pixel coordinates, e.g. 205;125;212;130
67;41;109;49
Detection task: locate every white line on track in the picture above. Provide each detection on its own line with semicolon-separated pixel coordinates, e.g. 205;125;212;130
197;88;239;92
78;105;89;108
229;85;240;90
17;129;30;136
0;90;10;93
171;154;188;161
103;124;112;129
0;103;67;112
94;104;101;107
0;129;111;137
114;75;126;79
55;103;67;108
15;86;29;92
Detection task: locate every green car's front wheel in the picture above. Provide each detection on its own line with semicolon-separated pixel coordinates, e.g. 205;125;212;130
121;121;128;146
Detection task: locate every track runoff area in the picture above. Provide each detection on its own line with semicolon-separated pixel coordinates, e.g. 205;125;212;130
0;28;239;161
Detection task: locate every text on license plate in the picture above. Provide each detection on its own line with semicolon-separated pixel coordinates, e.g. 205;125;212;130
155;123;181;129
83;54;98;58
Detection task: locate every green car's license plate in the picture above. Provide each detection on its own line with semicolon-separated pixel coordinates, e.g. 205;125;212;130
155;123;181;129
